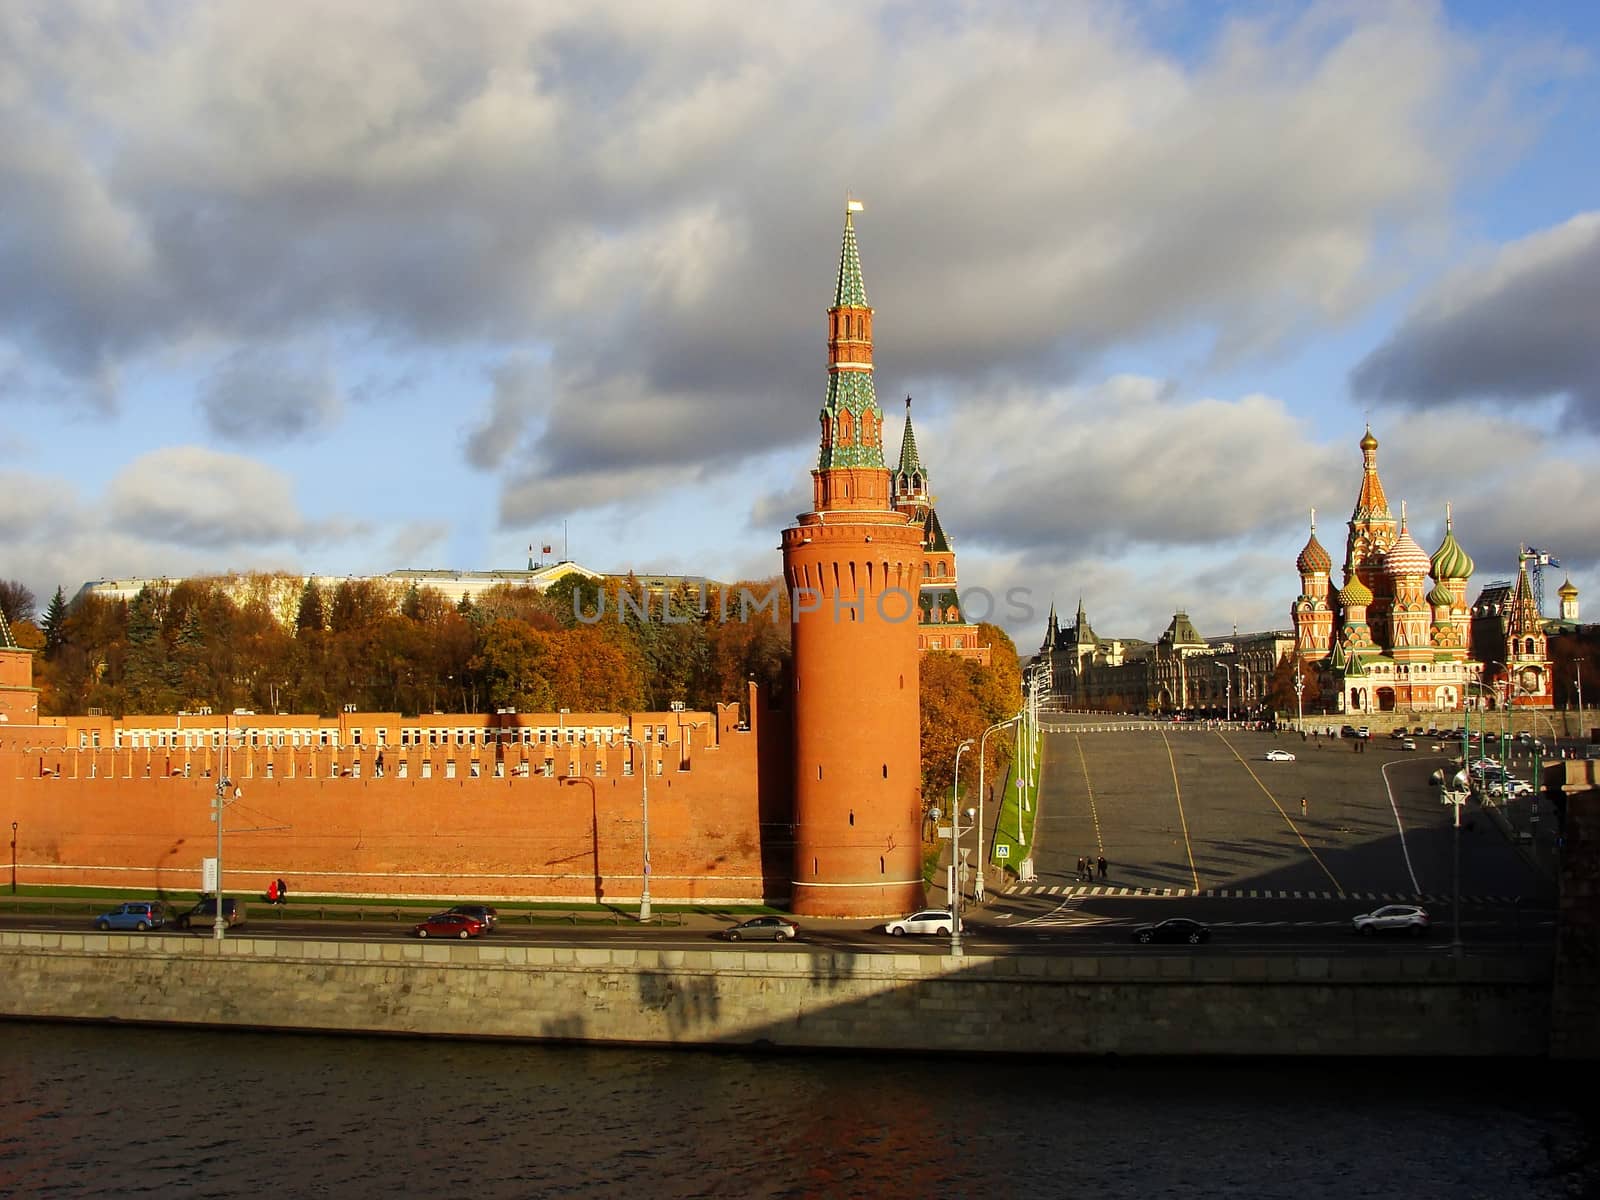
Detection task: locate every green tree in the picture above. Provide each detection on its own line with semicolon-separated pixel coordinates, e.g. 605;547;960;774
41;587;67;657
295;579;327;634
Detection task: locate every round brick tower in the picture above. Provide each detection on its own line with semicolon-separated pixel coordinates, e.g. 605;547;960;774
781;203;925;919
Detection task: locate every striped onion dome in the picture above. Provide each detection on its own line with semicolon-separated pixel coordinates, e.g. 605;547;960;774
1338;577;1373;607
1296;531;1332;574
1383;527;1432;578
1427;581;1454;608
1431;522;1474;581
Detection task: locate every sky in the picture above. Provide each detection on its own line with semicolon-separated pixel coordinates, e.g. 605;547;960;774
2;0;1598;648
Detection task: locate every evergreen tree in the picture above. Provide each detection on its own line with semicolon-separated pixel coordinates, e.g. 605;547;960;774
41;587;67;657
295;579;327;634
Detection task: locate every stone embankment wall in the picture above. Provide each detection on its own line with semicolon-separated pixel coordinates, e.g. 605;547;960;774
0;933;1554;1057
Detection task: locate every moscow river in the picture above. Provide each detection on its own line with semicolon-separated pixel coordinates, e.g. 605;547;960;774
1;1022;1595;1199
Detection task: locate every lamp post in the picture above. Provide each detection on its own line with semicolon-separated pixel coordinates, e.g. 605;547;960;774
1215;664;1231;723
1294;663;1304;733
1576;664;1585;740
976;718;1020;901
950;739;975;956
1440;767;1467;959
212;725;244;942
9;821;16;894
622;734;651;922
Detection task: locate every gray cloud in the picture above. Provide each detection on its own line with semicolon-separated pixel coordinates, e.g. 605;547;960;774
0;2;1545;519
1352;212;1600;425
106;446;334;548
199;348;342;442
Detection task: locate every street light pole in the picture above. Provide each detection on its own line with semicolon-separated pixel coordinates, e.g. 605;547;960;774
950;739;975;957
976;717;1020;901
213;726;242;942
9;821;16;894
623;734;651;922
1294;665;1304;733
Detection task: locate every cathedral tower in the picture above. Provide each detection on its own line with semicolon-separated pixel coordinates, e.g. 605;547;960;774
781;203;925;918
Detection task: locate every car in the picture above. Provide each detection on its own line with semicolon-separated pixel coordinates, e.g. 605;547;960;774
1340;724;1357;738
1264;749;1296;762
174;897;246;930
413;912;486;939
1352;904;1429;936
884;909;963;936
721;916;800;942
1390;728;1408;740
1133;918;1210;945
1401;739;1417;751
93;901;168;932
441;904;499;930
1356;726;1371;739
1506;779;1535;798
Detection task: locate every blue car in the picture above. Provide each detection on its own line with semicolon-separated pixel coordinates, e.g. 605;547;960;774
94;901;168;932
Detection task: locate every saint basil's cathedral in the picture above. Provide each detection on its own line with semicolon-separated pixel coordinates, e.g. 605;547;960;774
1292;427;1553;714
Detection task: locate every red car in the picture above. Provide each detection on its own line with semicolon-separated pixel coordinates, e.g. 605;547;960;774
413;912;487;940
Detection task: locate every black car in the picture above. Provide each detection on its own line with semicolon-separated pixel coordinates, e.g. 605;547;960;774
1340;724;1357;738
440;904;498;930
1133;918;1210;945
174;897;246;929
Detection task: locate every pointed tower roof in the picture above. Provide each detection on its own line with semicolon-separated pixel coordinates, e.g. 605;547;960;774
0;605;16;650
923;508;951;554
1430;503;1475;581
1507;551;1541;634
896;396;923;479
834;204;869;308
1351;424;1392;523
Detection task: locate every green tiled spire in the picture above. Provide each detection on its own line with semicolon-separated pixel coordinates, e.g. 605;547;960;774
896;396;924;480
834;208;869;308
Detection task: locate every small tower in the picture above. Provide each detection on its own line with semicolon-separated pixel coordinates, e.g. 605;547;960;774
1429;503;1475;659
1293;507;1334;662
1344;426;1397;647
781;202;926;918
1560;578;1580;623
1503;550;1551;706
0;606;40;726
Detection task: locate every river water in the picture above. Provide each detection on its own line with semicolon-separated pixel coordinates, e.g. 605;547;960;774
0;1022;1594;1199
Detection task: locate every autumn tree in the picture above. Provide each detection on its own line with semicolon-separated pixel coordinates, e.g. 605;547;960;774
0;579;35;625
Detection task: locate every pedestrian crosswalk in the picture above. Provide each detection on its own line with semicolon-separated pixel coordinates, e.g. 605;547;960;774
1004;884;1528;906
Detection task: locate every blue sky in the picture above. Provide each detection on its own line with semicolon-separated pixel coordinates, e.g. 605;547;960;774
2;1;1597;646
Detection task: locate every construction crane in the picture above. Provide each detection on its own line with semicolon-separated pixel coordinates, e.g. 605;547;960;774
1527;547;1560;616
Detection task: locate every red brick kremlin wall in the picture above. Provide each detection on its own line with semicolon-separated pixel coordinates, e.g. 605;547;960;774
0;686;792;905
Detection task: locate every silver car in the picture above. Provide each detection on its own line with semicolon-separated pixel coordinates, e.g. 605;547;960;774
883;909;962;936
1352;904;1429;936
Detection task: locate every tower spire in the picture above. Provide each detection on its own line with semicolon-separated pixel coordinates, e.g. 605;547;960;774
815;202;887;496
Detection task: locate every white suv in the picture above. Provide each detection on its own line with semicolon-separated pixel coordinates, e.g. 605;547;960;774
1352;904;1429;936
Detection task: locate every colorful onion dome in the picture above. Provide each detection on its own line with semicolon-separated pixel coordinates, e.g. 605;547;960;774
1296;531;1332;574
1427;581;1454;608
1337;577;1373;607
1430;511;1474;580
1383;527;1431;577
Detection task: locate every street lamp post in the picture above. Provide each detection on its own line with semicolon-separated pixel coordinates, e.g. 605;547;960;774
1294;664;1304;733
950;739;975;957
976;717;1020;901
1440;769;1466;959
622;734;651;922
212;726;243;942
9;821;16;894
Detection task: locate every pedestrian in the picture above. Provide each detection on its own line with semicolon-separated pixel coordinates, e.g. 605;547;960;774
266;878;279;904
1300;796;1308;817
1076;855;1086;882
376;749;385;778
276;877;288;906
1096;854;1107;880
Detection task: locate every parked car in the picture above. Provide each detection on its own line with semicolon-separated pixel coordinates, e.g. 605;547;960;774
1352;904;1429;936
884;909;962;936
1390;728;1409;739
1356;726;1371;739
174;898;246;929
93;901;168;932
721;916;800;942
1264;749;1296;762
1132;918;1210;945
441;904;499;930
413;912;486;939
1340;724;1357;738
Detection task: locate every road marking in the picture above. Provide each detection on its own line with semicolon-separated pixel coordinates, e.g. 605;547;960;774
1378;758;1423;894
1073;735;1105;857
1216;732;1344;890
1160;731;1203;892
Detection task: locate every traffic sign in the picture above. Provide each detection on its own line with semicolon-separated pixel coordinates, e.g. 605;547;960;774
994;844;1011;859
